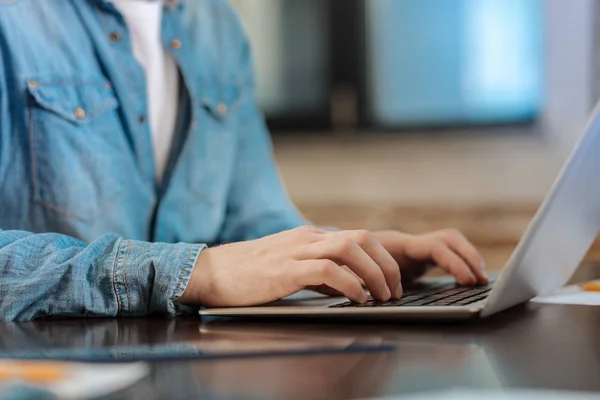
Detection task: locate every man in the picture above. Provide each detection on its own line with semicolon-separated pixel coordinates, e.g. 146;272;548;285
0;0;487;321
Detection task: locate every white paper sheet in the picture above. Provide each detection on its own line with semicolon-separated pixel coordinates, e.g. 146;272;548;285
531;281;600;306
531;291;600;306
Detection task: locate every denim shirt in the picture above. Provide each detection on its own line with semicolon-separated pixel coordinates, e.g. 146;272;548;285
0;0;305;321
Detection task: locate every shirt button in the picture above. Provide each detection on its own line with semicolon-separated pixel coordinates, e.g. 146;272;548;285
109;32;121;42
217;103;228;114
170;38;182;49
74;107;86;119
28;81;38;88
138;115;147;123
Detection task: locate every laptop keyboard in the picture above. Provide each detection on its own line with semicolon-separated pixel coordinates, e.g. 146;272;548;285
329;281;494;308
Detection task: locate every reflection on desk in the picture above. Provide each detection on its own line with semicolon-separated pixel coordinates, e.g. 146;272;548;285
0;303;598;400
0;319;393;362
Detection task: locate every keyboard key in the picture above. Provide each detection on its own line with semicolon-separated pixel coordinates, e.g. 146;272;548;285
454;294;489;305
427;298;459;306
329;280;494;308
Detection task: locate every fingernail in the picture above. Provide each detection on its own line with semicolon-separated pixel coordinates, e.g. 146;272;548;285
479;260;488;277
360;290;369;303
381;286;391;300
394;284;403;299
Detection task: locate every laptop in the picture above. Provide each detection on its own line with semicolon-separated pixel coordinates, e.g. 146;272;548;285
200;103;600;321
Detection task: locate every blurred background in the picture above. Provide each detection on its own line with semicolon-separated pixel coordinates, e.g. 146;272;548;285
231;0;600;274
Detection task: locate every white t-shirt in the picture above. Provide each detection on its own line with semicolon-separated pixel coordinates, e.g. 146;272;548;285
110;0;180;184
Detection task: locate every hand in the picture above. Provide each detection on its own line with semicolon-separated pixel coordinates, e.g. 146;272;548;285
373;229;488;285
310;229;487;298
178;226;400;307
176;226;487;308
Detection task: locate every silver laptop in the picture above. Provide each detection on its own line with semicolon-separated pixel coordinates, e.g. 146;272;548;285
200;103;600;321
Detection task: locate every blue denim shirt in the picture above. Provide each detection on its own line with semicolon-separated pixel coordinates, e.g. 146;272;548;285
0;0;305;321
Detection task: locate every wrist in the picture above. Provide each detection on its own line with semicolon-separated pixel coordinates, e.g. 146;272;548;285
176;246;212;306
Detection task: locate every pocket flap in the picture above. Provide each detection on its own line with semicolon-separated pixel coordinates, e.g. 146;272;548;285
198;83;243;120
26;78;118;125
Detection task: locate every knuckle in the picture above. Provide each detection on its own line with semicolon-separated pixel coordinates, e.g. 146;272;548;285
446;228;461;236
339;238;359;255
293;244;310;260
442;228;463;240
354;229;373;244
295;225;323;239
430;240;447;257
297;225;316;234
316;260;337;277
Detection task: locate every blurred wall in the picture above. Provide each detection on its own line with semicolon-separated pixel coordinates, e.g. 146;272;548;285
542;0;595;154
274;0;597;207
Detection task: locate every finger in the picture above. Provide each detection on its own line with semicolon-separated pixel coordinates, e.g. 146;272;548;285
431;242;477;286
340;265;367;287
345;230;402;296
307;285;344;297
308;265;365;296
306;237;392;301
297;260;368;303
332;230;401;298
435;230;488;284
405;238;477;286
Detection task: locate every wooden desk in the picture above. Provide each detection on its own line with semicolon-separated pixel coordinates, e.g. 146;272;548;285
1;304;599;399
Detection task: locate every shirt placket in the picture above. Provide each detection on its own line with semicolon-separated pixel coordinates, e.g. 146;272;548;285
94;2;157;187
157;2;197;191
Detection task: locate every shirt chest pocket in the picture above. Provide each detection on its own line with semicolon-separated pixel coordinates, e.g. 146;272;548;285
26;78;128;221
187;83;242;205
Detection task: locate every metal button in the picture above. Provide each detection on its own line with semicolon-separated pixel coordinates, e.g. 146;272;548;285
109;32;121;42
217;103;227;114
170;39;182;49
138;115;146;124
74;107;86;119
28;81;38;88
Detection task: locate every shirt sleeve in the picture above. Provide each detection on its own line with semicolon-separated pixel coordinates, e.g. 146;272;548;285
217;7;308;243
0;229;204;321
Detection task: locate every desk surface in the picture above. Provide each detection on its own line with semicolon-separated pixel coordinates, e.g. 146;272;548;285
1;303;599;399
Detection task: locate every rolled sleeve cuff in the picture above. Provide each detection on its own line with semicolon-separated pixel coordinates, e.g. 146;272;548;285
169;243;205;315
112;240;205;317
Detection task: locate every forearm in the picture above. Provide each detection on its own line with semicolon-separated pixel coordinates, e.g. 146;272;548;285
0;230;204;321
